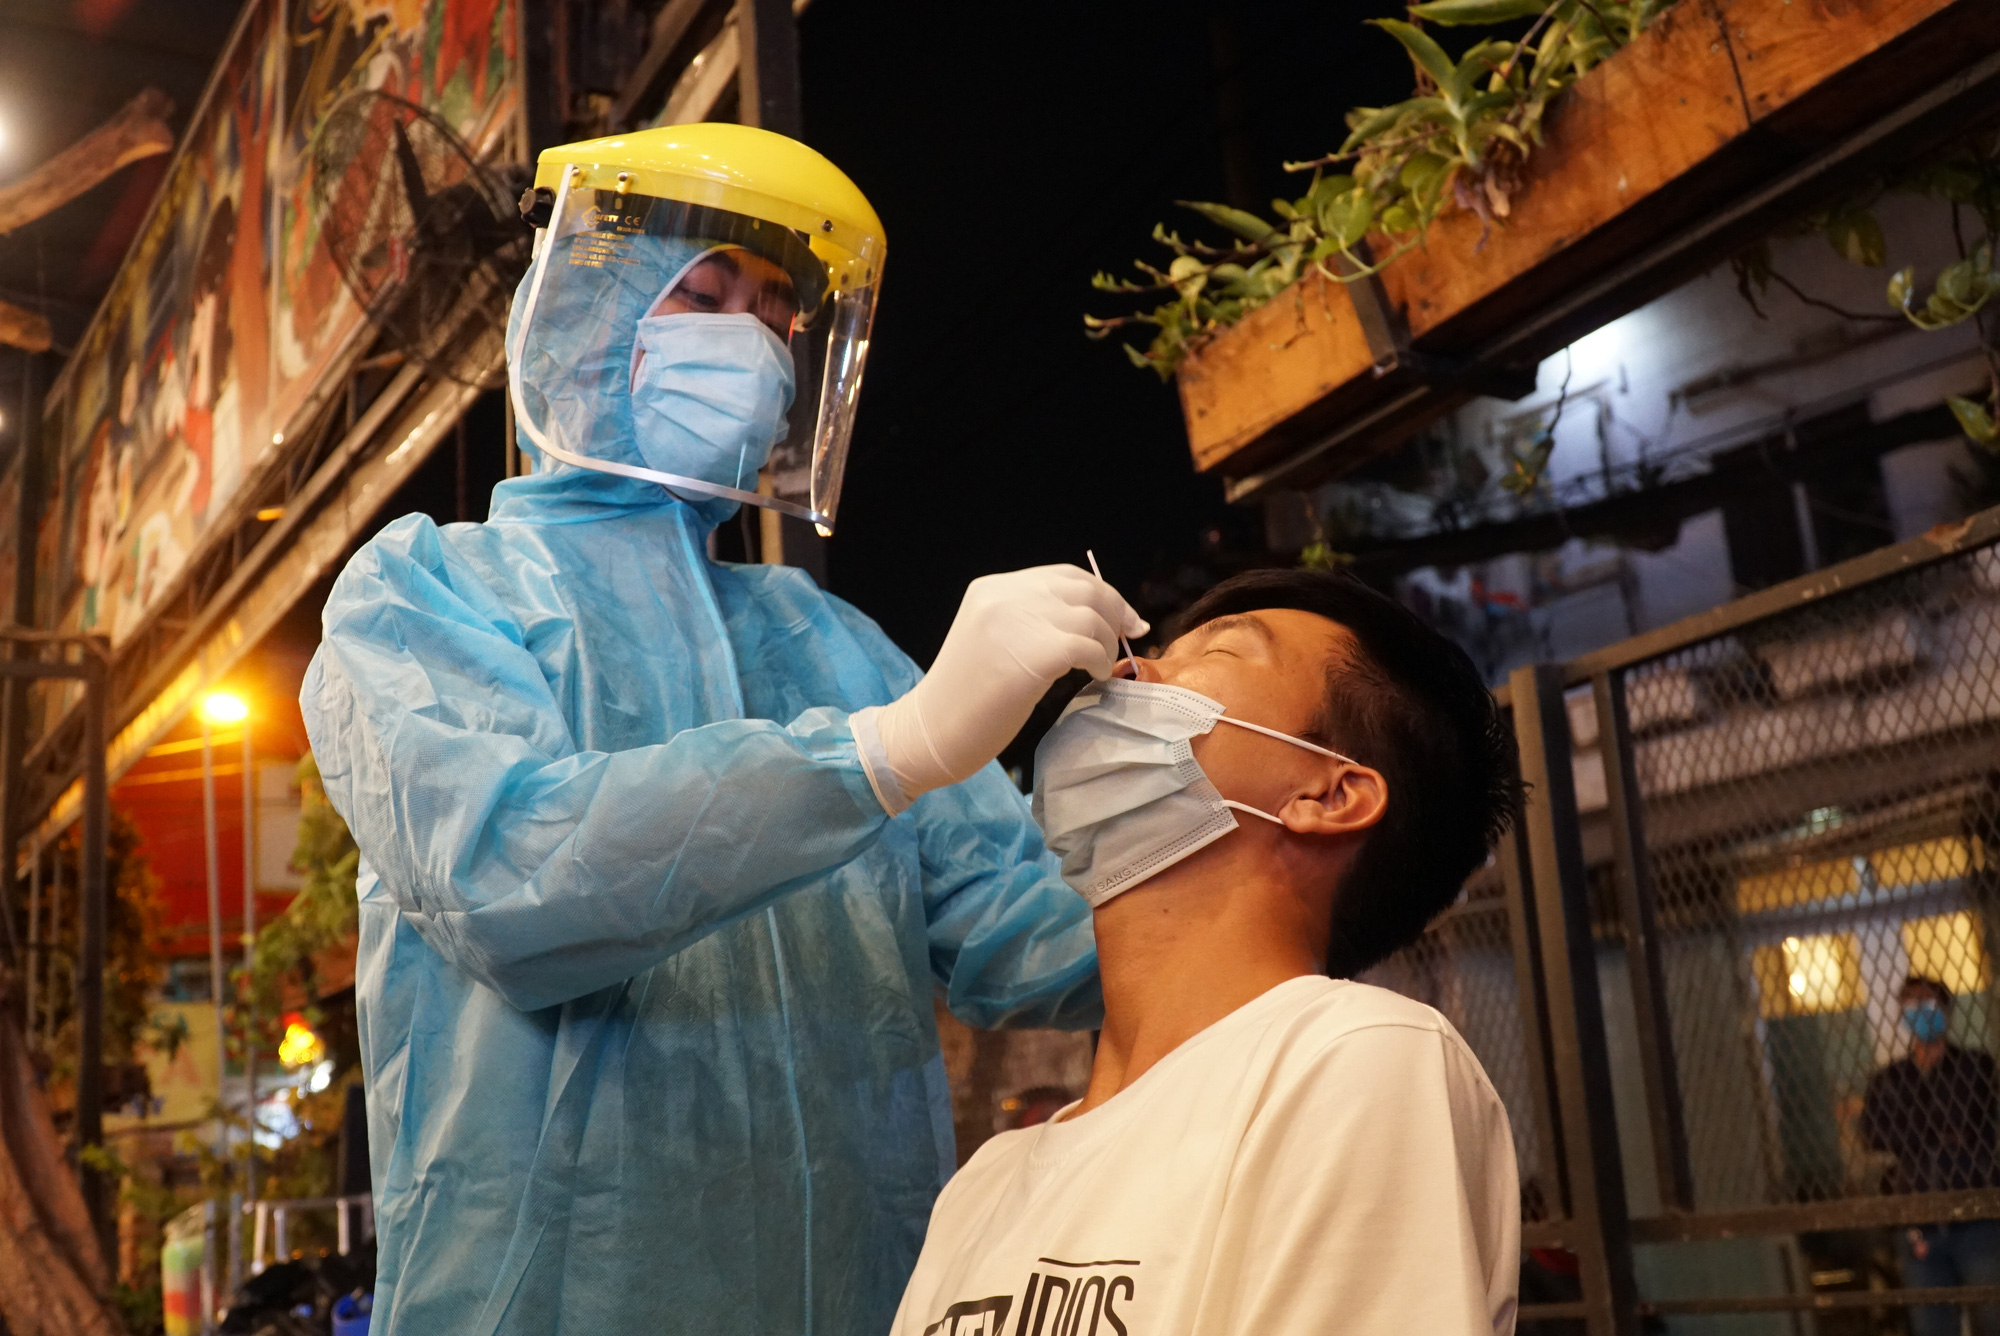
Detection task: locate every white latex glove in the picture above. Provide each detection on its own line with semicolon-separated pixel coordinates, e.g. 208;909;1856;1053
852;564;1148;814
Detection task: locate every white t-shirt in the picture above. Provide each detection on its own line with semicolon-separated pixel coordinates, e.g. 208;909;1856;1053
892;975;1520;1336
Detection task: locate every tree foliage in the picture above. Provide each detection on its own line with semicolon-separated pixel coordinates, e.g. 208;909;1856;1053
81;756;363;1327
32;808;170;1098
239;754;358;1036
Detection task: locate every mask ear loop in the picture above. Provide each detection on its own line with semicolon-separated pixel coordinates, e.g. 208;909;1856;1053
1213;715;1357;765
1211;716;1361;827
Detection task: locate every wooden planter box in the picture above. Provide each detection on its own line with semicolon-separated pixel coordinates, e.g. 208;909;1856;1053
1178;0;2000;500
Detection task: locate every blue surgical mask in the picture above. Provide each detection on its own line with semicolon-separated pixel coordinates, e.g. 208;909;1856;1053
1031;678;1357;908
1905;1002;1949;1042
630;312;796;494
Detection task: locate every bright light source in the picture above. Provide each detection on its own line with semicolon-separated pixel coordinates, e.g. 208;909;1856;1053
272;432;284;445
278;1015;326;1069
200;691;249;724
1781;934;1855;1013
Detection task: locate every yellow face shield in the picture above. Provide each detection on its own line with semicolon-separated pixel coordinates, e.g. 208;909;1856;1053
510;123;885;533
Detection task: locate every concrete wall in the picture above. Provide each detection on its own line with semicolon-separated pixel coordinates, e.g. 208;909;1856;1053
1350;193;1994;682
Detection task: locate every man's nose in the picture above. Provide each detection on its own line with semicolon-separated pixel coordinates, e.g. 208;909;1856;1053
1122;656;1162;683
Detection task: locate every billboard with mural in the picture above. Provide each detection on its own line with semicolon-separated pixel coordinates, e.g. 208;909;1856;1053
38;0;518;652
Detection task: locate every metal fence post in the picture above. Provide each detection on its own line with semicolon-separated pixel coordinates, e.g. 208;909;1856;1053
1496;814;1571;1225
78;646;112;1260
226;1191;243;1302
1593;670;1696;1214
1510;663;1639;1336
25;850;39;1037
1;353;44;966
252;1199;269;1277
43;838;60;1046
201;1198;218;1336
242;714;258;1207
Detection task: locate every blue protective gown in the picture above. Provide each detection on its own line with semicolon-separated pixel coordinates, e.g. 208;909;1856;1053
300;430;1100;1332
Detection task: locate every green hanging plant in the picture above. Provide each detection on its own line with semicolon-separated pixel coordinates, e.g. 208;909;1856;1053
1736;138;2000;451
1088;0;1677;377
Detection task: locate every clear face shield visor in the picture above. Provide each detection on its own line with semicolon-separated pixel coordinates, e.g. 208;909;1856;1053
508;165;881;533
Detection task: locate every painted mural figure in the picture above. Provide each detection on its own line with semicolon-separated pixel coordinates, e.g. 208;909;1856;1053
183;198;240;524
38;0;518;657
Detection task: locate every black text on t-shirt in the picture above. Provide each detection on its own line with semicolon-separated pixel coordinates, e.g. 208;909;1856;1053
921;1258;1141;1336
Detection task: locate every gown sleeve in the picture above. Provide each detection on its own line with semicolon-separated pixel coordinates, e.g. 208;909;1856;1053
815;592;1103;1033
911;764;1103;1032
301;517;890;1012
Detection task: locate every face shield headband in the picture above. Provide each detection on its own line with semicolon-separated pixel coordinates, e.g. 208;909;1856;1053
507;165;832;526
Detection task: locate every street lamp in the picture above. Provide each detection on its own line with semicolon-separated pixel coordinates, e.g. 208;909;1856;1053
198;695;229;1167
199;688;259;1295
200;693;248;725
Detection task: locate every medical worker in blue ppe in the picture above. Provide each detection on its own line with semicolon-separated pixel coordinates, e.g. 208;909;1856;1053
299;123;1147;1336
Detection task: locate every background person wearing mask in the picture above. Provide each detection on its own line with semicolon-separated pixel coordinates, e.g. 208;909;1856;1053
1861;975;2000;1335
893;569;1523;1336
301;124;1144;1336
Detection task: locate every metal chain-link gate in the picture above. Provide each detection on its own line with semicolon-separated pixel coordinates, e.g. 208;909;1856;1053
1361;506;2000;1333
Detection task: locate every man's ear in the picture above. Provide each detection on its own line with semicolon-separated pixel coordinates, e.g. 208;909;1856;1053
1278;764;1387;837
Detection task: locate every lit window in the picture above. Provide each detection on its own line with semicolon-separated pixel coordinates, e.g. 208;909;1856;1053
1873;837;1985;888
1753;932;1863;1017
1736;858;1859;914
1902;911;1989;996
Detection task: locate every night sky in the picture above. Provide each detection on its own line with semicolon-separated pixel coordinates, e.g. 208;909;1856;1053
792;0;1409;663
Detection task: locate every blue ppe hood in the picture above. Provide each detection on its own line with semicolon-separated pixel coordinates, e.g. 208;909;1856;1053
506;232;747;528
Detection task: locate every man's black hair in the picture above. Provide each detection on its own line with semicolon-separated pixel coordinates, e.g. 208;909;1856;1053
1903;974;1954;1007
1173;568;1522;978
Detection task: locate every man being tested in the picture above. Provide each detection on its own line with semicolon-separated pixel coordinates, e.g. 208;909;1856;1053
302;125;1145;1336
894;569;1523;1336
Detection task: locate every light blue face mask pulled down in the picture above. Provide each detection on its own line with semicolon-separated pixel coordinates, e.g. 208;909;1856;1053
1031;678;1357;907
630;310;797;494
